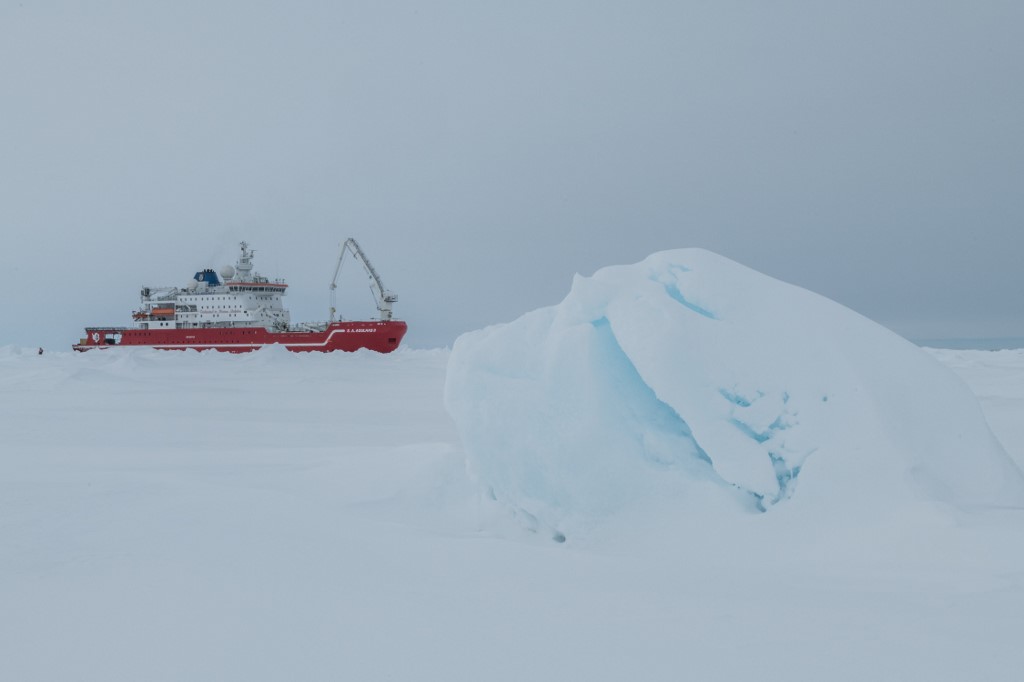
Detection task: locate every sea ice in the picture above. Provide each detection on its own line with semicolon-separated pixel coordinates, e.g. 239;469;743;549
3;343;1024;681
444;249;1024;534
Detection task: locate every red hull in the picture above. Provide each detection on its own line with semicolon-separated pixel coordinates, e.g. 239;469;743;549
73;321;407;353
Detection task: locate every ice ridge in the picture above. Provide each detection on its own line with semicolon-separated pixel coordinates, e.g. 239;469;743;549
444;248;1024;535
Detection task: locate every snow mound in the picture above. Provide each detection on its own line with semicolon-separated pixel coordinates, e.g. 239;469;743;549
444;249;1024;533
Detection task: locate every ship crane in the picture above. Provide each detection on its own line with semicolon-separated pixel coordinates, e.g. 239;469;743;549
329;238;397;323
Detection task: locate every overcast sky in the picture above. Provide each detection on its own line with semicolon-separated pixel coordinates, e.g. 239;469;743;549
2;1;1022;350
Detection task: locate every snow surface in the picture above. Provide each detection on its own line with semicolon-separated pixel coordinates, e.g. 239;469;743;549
445;249;1024;537
3;342;1024;680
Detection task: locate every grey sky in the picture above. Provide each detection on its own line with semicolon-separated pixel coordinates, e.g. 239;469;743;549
2;1;1022;350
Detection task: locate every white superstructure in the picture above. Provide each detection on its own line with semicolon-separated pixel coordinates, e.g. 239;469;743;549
135;242;292;331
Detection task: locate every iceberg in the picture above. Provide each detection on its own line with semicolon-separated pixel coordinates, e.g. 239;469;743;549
444;249;1024;534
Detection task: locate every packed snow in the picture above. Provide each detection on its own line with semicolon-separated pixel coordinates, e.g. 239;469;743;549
445;249;1024;538
3;305;1024;678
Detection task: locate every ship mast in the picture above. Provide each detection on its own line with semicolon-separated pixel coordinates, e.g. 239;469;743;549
235;241;254;281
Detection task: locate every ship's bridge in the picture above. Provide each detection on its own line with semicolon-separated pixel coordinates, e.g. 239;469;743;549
135;242;291;331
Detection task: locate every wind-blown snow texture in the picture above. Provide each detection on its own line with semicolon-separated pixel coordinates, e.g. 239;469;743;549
445;249;1024;533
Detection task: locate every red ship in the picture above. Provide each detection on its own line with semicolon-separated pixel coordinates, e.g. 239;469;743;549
74;239;407;353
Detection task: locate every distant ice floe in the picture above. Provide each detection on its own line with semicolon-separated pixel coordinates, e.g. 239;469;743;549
444;249;1024;537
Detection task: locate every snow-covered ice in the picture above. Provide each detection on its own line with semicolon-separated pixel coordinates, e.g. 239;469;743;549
3;323;1024;678
445;249;1024;537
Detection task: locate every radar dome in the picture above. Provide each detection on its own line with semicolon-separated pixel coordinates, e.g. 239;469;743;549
187;280;199;290
220;265;236;280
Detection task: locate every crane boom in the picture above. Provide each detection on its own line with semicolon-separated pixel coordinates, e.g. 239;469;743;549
329;238;397;322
